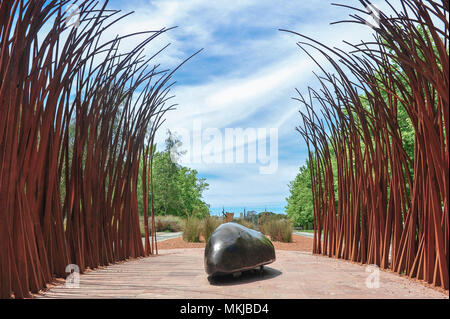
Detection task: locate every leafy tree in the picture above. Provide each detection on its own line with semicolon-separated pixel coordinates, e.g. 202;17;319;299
137;130;210;218
285;164;314;229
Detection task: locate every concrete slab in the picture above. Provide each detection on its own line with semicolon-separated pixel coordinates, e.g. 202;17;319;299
37;248;448;299
142;232;182;244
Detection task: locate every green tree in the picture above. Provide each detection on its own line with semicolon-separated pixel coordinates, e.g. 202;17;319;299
137;130;210;218
285;164;314;229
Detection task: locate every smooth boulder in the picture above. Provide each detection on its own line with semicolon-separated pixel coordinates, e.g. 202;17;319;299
204;222;276;276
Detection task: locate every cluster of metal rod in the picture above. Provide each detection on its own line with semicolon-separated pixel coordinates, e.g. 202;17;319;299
0;0;192;298
287;0;448;289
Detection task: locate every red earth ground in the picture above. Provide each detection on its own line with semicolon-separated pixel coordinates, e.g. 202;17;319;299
156;234;313;251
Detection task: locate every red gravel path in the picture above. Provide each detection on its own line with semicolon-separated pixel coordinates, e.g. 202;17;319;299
157;234;313;251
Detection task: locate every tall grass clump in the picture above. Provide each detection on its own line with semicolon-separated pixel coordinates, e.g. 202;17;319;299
139;215;182;236
260;219;293;242
233;218;256;230
182;217;202;242
155;215;183;232
201;216;223;243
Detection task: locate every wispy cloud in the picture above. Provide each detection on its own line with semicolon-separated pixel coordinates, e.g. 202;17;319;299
103;0;396;212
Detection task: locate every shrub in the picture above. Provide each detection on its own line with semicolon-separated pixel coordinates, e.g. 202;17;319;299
258;212;285;226
139;215;183;236
233;218;256;230
201;216;223;243
182;217;202;242
155;215;182;232
260;218;293;242
139;216;147;236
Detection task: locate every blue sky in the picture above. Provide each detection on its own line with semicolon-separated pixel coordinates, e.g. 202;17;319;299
101;0;389;214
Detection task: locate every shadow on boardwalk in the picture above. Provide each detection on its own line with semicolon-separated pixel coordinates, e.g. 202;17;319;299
208;267;282;286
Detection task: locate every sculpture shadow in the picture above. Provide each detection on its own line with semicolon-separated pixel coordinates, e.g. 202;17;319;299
207;266;282;286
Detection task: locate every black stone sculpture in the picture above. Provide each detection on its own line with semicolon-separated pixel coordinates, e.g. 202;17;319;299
204;222;276;276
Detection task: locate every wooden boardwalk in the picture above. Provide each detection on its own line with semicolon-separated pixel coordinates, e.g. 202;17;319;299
37;249;448;299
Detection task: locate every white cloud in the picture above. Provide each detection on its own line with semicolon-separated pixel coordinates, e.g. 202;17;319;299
98;0;399;210
189;162;301;207
31;0;405;211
